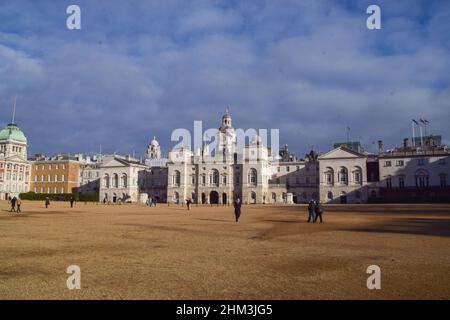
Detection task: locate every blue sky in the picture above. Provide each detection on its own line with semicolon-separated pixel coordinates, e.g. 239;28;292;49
0;0;449;158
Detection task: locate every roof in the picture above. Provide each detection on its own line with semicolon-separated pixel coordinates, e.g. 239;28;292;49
0;123;27;143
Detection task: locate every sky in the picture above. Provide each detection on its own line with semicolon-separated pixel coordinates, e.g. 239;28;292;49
0;0;449;158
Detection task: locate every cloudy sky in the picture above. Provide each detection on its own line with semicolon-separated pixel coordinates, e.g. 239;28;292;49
0;0;449;158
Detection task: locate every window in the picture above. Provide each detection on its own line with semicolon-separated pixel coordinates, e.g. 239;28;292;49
61;187;65;193
54;174;58;182
41;175;44;182
286;166;290;172
338;167;348;185
396;160;404;166
440;174;447;188
210;170;219;186
191;175;195;185
415;170;429;188
386;177;392;189
248;168;257;186
47;187;51;194
398;175;405;188
324;168;334;185
173;171;181;186
54;187;58;194
353;167;362;184
49;164;52;170
56;164;59;170
61;174;65;182
47;175;51;182
327;191;333;200
34;175;38;182
384;161;391;167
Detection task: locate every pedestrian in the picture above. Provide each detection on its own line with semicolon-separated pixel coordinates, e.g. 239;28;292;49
314;201;324;223
153;198;157;207
16;197;22;213
307;199;316;223
70;195;75;208
10;196;17;212
186;199;191;211
45;197;50;209
233;197;242;222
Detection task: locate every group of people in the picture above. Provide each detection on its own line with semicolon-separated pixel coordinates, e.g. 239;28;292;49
8;196;22;213
307;199;324;223
146;197;157;207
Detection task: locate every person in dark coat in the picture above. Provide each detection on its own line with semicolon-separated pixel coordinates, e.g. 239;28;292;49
69;195;75;208
10;196;17;212
314;201;324;223
307;199;316;223
186;199;191;211
45;197;50;209
233;197;242;222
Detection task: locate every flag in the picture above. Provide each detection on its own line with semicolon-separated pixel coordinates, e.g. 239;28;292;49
412;119;419;124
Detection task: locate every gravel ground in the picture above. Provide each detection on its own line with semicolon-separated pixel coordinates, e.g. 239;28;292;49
0;201;449;300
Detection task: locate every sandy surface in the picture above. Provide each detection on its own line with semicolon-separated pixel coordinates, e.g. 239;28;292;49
0;201;449;300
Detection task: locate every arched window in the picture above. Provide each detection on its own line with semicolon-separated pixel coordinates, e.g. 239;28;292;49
209;169;219;186
440;174;447;188
327;191;333;200
353;166;362;184
113;174;119;188
248;168;257;186
121;174;127;188
338;167;348;185
103;174;110;188
173;170;181;187
415;169;429;188
324;167;334;185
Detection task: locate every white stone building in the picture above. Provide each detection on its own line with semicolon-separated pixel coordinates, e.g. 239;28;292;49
318;146;371;204
0;123;31;199
376;137;450;202
99;155;148;203
166;111;319;205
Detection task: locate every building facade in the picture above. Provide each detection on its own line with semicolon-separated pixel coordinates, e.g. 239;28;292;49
30;154;80;194
376;138;450;203
166;111;319;205
0;123;31;199
318;146;371;204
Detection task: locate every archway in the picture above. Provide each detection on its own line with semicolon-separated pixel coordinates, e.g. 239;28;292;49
222;193;227;205
201;193;206;204
210;191;219;204
250;191;257;204
340;192;347;204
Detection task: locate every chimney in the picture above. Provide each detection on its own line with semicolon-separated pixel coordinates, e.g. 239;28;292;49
378;140;384;153
403;138;409;148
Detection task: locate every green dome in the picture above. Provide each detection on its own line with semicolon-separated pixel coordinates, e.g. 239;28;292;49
0;123;27;143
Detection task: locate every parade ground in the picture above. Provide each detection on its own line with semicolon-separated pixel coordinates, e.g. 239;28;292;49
0;201;449;300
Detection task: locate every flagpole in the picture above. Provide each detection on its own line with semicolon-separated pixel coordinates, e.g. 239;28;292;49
412;120;416;147
419;124;423;147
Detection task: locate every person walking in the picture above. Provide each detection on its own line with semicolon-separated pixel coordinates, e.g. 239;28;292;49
69;195;75;208
307;199;316;223
186;199;191;211
16;197;22;213
10;196;17;213
233;197;242;222
153;198;157;207
314;201;324;223
45;197;50;209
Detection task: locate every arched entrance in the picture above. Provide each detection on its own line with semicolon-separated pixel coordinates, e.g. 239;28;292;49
250;191;257;204
340;192;347;204
210;191;219;204
222;193;227;205
201;193;206;204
